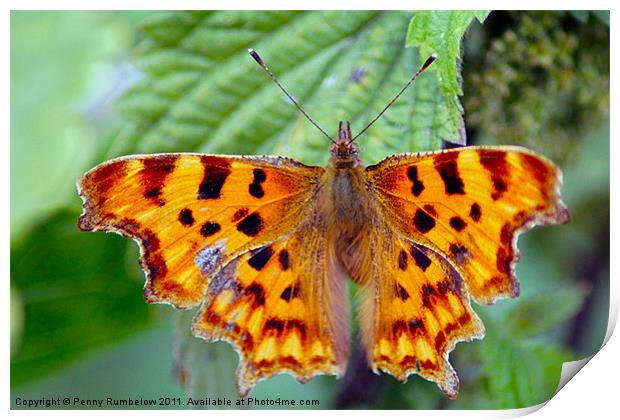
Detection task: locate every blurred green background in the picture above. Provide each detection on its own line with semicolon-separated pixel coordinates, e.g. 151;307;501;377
10;11;609;409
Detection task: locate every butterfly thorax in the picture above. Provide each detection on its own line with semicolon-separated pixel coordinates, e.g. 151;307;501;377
326;121;367;220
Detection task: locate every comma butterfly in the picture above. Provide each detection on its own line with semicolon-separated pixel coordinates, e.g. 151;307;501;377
77;50;569;398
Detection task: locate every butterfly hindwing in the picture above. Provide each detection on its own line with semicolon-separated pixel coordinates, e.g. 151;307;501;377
365;146;569;305
192;214;349;396
359;228;484;397
77;153;324;308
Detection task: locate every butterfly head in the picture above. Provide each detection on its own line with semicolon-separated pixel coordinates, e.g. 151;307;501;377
329;121;361;168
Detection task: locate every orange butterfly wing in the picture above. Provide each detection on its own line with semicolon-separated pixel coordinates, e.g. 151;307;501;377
192;216;349;395
358;231;484;397
366;146;569;303
362;145;569;396
78;153;347;394
78;153;319;307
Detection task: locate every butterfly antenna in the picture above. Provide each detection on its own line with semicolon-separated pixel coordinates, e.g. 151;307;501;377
351;54;437;143
248;49;336;144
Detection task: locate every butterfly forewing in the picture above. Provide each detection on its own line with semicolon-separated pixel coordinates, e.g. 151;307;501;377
77;153;323;308
365;146;569;305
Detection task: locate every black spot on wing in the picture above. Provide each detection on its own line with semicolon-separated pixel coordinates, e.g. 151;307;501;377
280;283;300;302
248;245;274;271
178;208;195;227
145;187;162;199
407;165;425;196
410;245;432;271
249;168;267;198
245;282;265;306
200;221;221;237
198;156;231;200
434;153;465;195
253;168;266;183
408;318;425;334
396;283;410;301
236;213;264;236
414;209;435;233
280;286;293;302
449;216;467;232
470;203;481;222
278;249;290;271
249;183;264;198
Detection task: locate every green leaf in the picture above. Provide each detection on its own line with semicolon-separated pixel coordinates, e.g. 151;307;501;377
463;283;586;409
10;210;154;386
113;11;477;165
502;286;587;339
479;328;574;408
406;10;490;145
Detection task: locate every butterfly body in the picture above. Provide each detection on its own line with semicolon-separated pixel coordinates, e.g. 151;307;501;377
323;122;366;265
78;121;568;398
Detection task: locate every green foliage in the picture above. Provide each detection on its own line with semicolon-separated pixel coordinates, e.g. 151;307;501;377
10;11;143;240
113;11;483;164
501;287;586;338
407;10;489;145
476;332;573;408
10;210;154;385
464;11;610;163
463;285;584;408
